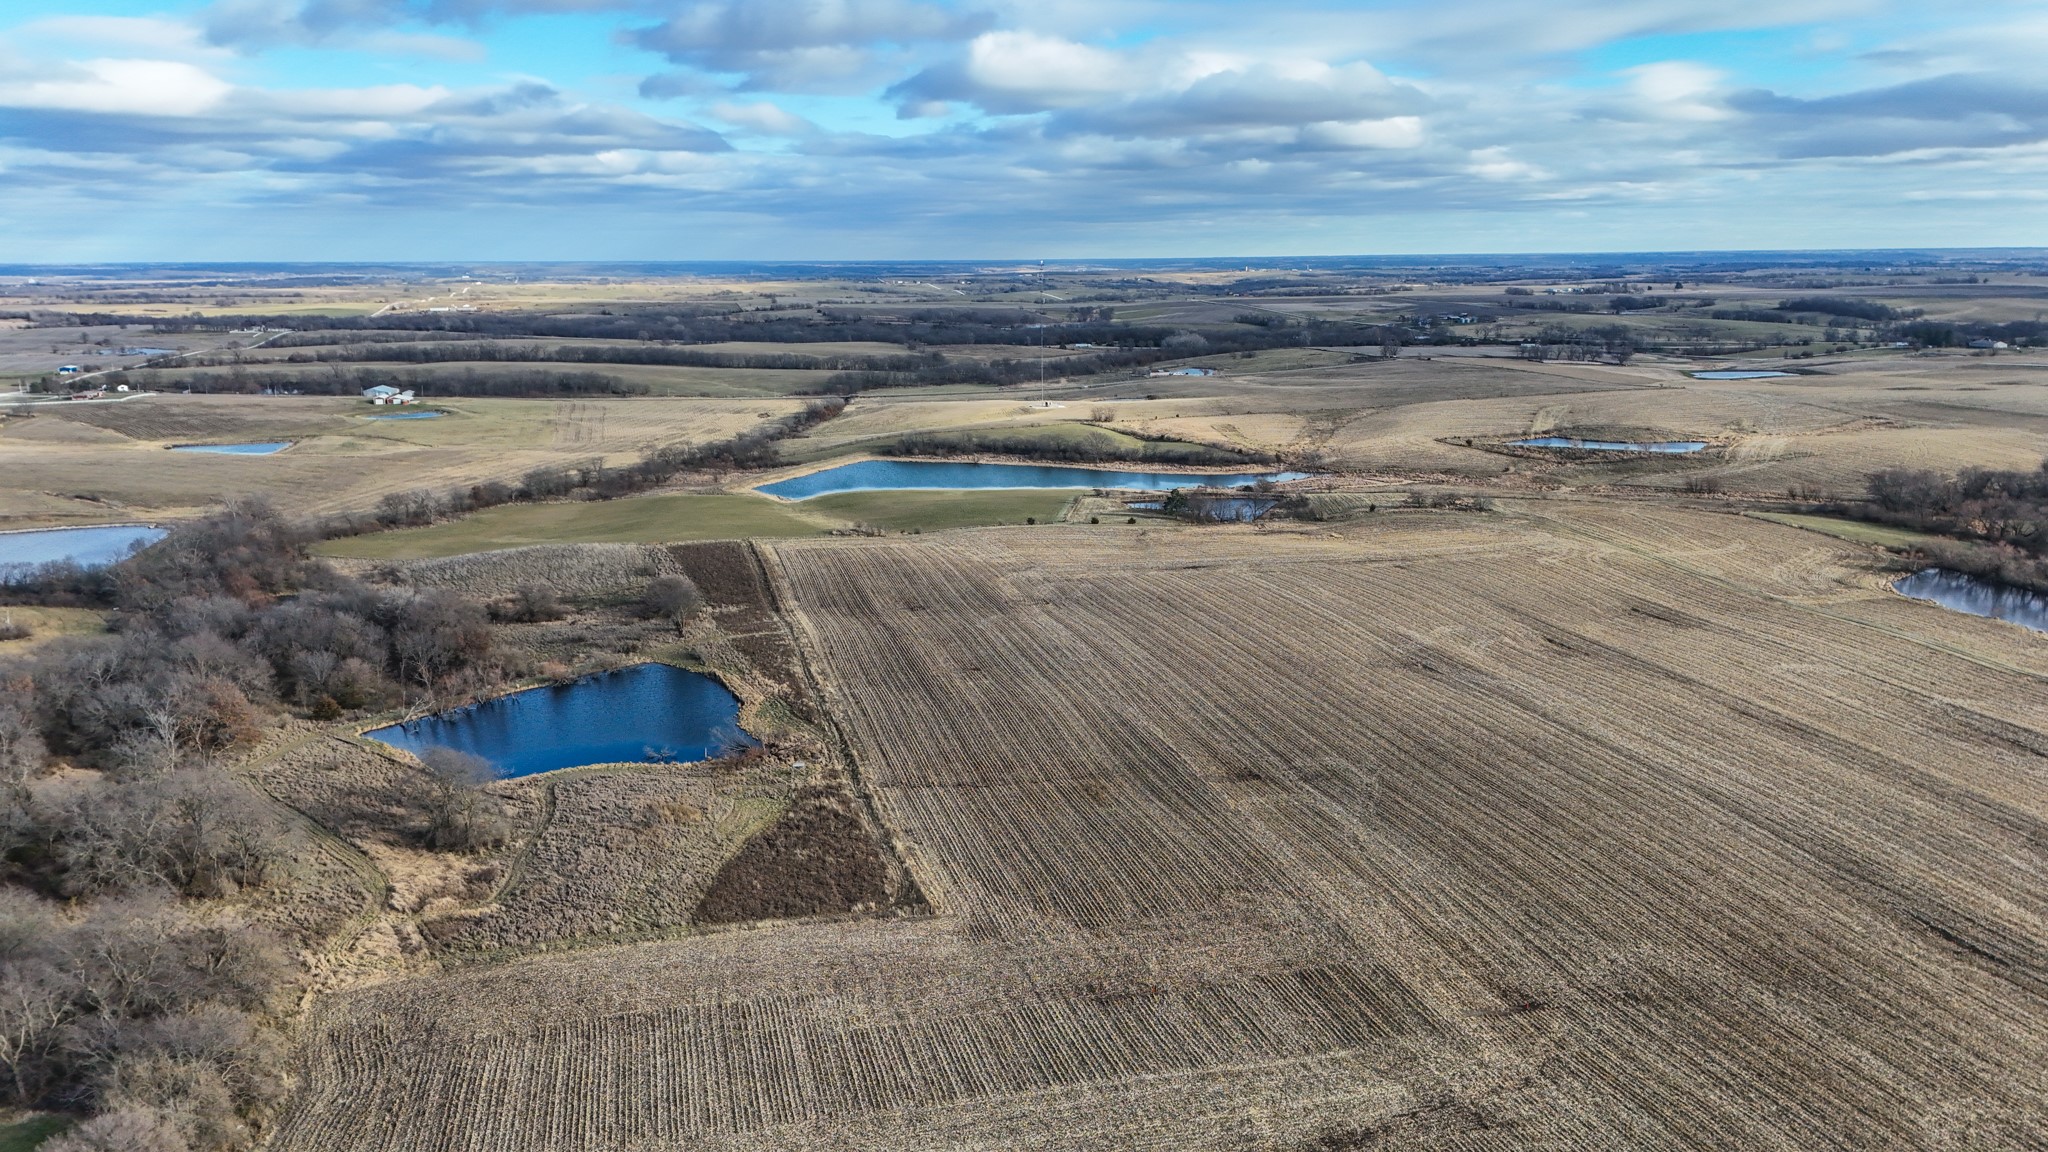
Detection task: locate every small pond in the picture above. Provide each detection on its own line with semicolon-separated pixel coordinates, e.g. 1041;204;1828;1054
1513;436;1708;454
364;662;752;779
760;459;1309;500
1893;569;2048;635
1691;370;1793;380
170;442;292;455
364;411;444;421
0;524;165;581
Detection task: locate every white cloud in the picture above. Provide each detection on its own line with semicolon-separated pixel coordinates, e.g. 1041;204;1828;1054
4;0;2046;256
1302;116;1425;149
0;59;232;117
1625;61;1729;121
711;100;816;135
16;16;224;57
1467;146;1545;181
962;31;1127;103
254;83;451;117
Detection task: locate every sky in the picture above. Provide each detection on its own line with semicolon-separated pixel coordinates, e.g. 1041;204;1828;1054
1;0;2045;261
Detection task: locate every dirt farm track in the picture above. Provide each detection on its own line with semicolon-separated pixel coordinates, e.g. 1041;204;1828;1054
272;501;2048;1151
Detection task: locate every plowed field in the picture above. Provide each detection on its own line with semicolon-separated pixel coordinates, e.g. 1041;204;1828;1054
274;505;2048;1150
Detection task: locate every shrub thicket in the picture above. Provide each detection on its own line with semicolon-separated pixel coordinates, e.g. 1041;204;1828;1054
0;502;505;1145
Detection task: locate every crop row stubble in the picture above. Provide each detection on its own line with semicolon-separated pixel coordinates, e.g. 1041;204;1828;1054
274;510;2048;1150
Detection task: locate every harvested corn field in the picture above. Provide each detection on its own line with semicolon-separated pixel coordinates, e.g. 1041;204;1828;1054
274;507;2048;1151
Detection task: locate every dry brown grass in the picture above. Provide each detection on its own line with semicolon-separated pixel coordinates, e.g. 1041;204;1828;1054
246;540;851;977
366;542;686;601
420;766;788;954
1116;354;2048;499
271;506;2048;1150
0;605;104;655
0;394;800;524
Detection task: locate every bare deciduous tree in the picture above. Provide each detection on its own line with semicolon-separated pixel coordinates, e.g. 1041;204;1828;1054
639;575;702;632
418;747;508;853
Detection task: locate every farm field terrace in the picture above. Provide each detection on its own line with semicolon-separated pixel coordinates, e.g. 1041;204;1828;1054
0;393;803;525
275;502;2048;1150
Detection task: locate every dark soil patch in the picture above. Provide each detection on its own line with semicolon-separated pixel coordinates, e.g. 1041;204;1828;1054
730;629;804;700
693;783;893;924
667;541;772;626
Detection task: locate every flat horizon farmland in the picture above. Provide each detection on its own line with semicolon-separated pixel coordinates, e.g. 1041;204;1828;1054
272;504;2048;1150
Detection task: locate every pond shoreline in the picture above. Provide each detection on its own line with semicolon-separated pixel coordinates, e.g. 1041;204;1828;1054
0;523;169;578
747;451;1317;494
754;456;1312;501
1892;567;2048;635
358;660;758;780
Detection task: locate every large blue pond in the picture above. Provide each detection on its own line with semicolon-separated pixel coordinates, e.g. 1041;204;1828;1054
0;524;165;581
1513;436;1708;454
171;442;292;455
760;459;1309;500
1691;370;1793;380
364;411;444;421
364;662;751;778
1894;569;2048;635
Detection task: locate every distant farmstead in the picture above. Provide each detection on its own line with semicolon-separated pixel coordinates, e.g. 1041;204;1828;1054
362;385;417;405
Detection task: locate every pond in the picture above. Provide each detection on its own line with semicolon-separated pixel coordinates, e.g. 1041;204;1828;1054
170;442;292;455
1893;569;2048;635
759;459;1309;500
364;411;444;421
1691;370;1793;380
363;663;752;778
0;524;165;581
1512;436;1708;454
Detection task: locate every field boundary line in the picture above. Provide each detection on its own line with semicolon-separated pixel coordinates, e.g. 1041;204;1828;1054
750;538;936;915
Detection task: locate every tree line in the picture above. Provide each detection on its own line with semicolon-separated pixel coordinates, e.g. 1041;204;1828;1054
1515;324;1641;364
62;305;1397;358
2;503;513;1150
882;427;1267;468
1841;461;2048;590
177;342;937;374
106;366;643;398
316;399;847;537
